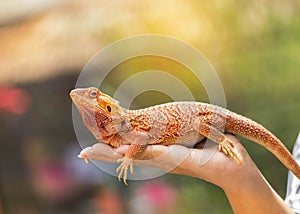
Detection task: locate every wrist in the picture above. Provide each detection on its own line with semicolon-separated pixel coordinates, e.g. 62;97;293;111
222;172;294;214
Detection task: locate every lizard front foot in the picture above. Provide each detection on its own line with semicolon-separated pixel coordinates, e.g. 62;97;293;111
218;139;242;165
116;157;134;185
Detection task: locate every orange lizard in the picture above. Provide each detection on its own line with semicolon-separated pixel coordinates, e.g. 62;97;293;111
70;87;300;185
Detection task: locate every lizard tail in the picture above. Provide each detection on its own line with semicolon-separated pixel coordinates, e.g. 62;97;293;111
225;112;300;180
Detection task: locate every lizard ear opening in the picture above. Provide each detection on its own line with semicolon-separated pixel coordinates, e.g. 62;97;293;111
106;105;112;113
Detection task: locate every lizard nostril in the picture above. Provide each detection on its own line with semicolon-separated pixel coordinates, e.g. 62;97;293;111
70;91;75;99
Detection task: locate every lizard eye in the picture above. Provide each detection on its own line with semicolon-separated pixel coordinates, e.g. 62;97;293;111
90;91;97;98
106;105;111;112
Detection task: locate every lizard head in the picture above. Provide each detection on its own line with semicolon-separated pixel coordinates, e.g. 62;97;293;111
70;87;126;140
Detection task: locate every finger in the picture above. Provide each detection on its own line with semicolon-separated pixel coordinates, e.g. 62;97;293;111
137;145;170;160
115;145;129;155
91;143;115;155
79;143;122;162
135;144;191;172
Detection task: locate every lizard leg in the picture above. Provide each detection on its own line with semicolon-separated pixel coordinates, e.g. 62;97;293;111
116;144;147;185
116;157;133;185
196;122;242;164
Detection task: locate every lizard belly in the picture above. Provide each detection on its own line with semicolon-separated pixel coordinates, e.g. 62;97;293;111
175;133;205;148
157;132;204;148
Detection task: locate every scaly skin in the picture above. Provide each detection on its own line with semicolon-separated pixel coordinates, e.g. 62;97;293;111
70;87;300;185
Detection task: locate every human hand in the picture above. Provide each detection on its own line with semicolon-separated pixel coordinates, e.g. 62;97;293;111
79;134;293;213
79;135;255;191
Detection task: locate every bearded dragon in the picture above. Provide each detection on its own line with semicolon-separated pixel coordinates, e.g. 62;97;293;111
70;87;300;185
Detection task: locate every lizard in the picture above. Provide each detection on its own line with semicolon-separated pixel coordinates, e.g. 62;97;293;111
70;87;300;185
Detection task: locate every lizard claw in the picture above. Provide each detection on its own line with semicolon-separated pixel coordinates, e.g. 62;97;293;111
218;139;242;165
78;154;89;164
116;157;134;185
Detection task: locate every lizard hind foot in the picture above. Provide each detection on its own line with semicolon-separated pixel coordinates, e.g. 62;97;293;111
218;139;242;165
116;157;134;185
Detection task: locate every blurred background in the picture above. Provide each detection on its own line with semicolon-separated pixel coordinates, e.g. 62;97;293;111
0;0;299;213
